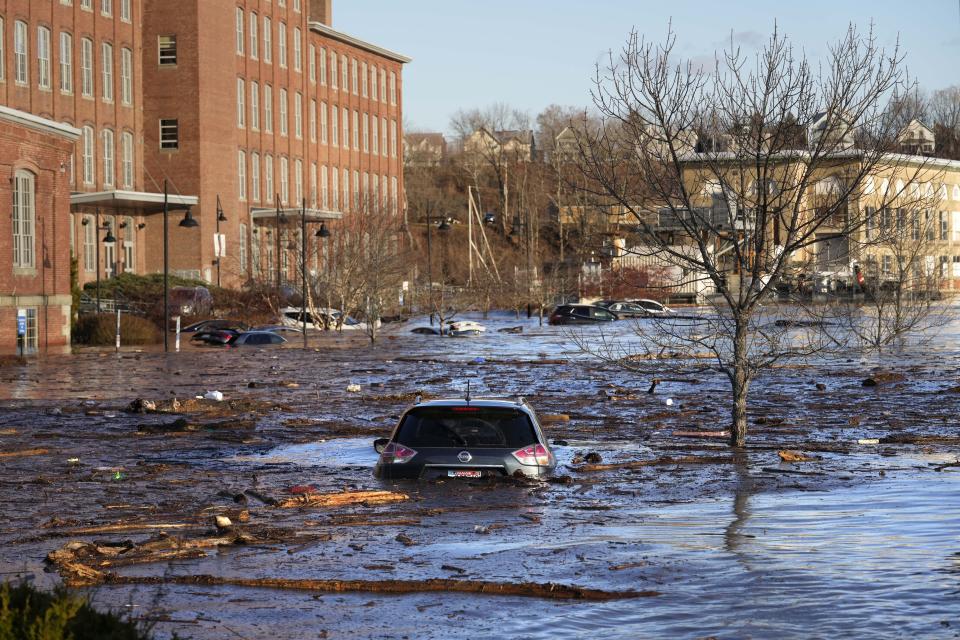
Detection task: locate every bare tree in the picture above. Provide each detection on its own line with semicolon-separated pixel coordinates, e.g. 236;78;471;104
930;85;960;160
574;24;931;447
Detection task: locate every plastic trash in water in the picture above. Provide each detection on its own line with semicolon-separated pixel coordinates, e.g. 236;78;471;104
67;458;80;464
472;357;485;364
664;398;674;406
203;390;224;401
857;438;880;445
113;471;123;481
346;384;362;393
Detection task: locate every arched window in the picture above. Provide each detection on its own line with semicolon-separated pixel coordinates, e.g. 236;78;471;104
12;170;35;269
82;125;95;184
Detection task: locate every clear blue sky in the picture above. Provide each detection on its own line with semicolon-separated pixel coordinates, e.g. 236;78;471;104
336;1;960;134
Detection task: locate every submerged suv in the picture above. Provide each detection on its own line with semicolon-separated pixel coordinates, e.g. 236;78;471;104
373;398;556;480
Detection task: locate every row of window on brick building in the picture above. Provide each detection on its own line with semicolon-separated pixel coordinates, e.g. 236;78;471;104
231;9;398;105
1;19;134;103
236;81;398;154
235;149;399;214
0;16;136;191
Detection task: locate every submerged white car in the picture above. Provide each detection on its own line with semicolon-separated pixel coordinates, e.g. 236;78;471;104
447;320;486;336
279;307;381;331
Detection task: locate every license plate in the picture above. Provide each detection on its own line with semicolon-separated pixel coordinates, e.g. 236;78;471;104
448;470;482;478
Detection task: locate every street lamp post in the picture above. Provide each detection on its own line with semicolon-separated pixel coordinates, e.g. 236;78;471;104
425;216;450;327
163;179;199;352
83;212;114;313
275;194;284;300
215;195;227;288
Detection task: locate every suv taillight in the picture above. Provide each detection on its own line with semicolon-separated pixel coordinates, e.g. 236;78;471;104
512;444;550;466
381;442;418;464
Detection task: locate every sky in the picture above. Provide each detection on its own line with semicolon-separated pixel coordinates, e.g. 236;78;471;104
335;1;960;135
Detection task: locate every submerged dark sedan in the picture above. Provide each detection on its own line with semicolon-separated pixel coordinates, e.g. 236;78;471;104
373;398;556;480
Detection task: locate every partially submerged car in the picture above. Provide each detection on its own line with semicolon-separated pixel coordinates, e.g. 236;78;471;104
279;307;379;331
228;331;287;347
548;304;617;325
410;320;487;336
373;398;556;480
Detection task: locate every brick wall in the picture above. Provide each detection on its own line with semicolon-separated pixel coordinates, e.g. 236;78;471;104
0;114;76;354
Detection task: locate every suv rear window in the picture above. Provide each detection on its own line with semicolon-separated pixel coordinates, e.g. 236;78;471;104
395;407;537;448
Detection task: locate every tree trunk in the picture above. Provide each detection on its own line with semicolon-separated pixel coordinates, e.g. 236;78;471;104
729;319;750;447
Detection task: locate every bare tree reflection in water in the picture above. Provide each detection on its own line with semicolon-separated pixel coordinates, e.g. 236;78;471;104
724;450;757;566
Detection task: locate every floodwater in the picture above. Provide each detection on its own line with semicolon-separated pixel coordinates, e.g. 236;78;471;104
0;309;959;639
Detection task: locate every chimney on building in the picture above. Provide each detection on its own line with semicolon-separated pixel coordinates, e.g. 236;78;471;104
309;0;332;24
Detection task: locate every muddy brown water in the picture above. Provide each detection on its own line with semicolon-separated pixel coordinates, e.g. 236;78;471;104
1;311;959;639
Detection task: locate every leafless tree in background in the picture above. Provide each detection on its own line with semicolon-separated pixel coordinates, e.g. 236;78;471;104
573;24;931;447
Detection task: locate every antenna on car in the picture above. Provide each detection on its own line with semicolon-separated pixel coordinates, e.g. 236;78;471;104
465;380;471;405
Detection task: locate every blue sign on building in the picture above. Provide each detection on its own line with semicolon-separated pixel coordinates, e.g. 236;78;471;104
17;310;26;336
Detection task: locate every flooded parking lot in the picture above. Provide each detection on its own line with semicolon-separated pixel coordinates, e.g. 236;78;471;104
1;312;959;638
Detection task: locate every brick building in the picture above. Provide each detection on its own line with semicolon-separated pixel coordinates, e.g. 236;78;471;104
0;0;197;293
0;0;403;300
0;105;78;354
141;0;409;285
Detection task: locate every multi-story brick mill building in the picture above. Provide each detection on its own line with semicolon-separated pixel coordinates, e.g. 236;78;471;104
142;0;408;285
0;0;407;352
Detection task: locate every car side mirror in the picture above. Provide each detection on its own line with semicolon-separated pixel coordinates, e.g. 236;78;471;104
373;438;390;454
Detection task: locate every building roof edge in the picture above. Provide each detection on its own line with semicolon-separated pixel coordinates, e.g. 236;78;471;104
0;105;81;141
308;21;412;64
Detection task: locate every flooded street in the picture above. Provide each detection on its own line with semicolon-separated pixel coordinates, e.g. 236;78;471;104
1;312;959;638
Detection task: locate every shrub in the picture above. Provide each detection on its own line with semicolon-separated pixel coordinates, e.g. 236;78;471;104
73;313;161;346
0;582;163;640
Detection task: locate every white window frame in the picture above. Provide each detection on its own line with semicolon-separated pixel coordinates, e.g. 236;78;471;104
80;38;93;96
280;156;289;204
362;113;369;153
308;44;315;82
342;107;349;149
251;152;261;202
101;0;112;16
293;27;301;72
351;57;358;95
239;223;248;273
320;102;328;144
159;118;178;150
370;64;377;101
390;71;396;105
249;12;258;59
372;117;378;155
101;128;115;187
295;158;303;203
321;165;329;209
158;35;176;65
329;50;336;89
0;17;6;82
238;150;247;200
82;126;95;184
101;42;113;102
236;7;244;55
319;47;326;85
330;106;338;147
264;155;274;199
59;32;73;94
236;77;245;128
263;84;273;133
12;170;36;269
278;23;287;68
262;16;272;64
380;68;386;103
250;81;259;130
120;0;131;22
331;167;339;210
14;20;28;85
309;98;316;142
294;92;302;138
279;88;288;136
390;119;397;157
120;48;132;105
361;61;367;97
121;131;134;188
38;26;51;90
340;54;347;89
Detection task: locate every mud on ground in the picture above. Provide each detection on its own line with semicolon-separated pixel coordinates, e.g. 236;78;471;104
1;318;959;638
